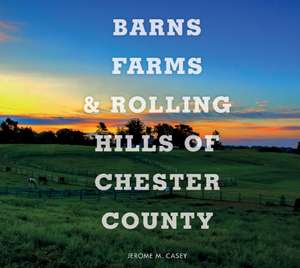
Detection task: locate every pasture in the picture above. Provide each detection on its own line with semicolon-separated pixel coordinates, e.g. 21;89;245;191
0;144;299;267
0;144;299;200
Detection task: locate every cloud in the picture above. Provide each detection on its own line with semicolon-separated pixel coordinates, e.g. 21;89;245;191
256;100;268;108
0;20;21;42
223;138;299;148
2;111;300;130
231;111;300;119
0;32;13;42
279;126;300;131
0;114;131;128
139;110;300;122
0;115;91;126
0;21;19;31
2;102;300;130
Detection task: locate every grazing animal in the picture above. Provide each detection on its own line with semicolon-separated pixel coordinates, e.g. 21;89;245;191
294;198;300;211
27;177;37;188
58;177;65;184
38;176;48;185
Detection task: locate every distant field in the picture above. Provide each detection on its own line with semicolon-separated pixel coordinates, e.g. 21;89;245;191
0;144;299;199
0;144;299;267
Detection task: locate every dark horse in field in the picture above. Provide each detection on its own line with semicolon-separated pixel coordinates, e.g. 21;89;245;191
294;199;300;211
58;177;65;184
38;176;48;185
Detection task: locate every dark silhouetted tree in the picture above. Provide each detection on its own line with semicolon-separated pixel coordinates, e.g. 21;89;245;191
116;127;128;136
18;127;36;143
72;130;87;145
37;131;56;144
153;123;174;146
96;122;108;134
0;118;19;143
56;129;86;145
116;127;128;147
173;124;197;148
56;129;72;144
154;123;174;136
212;130;224;150
125;119;145;145
145;126;152;135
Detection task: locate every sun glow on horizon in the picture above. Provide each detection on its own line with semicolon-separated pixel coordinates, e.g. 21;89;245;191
1;72;300;145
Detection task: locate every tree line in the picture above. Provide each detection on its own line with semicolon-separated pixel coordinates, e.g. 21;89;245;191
0;118;90;145
115;119;222;149
0;117;223;149
1;117;299;152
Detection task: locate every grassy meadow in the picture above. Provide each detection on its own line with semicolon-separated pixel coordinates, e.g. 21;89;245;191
0;144;299;267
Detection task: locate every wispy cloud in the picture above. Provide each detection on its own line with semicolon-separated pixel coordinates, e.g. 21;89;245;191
231;110;300;119
256;100;268;108
280;126;300;131
0;32;13;42
140;109;300;122
2;107;300;128
0;20;21;42
0;115;92;126
0;21;19;31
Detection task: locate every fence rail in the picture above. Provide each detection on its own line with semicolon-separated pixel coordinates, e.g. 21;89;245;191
0;186;296;207
0;164;238;188
0;187;141;200
0;164;297;207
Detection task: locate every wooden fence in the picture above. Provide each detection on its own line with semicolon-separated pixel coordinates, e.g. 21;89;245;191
0;186;296;207
0;164;296;206
0;164;238;188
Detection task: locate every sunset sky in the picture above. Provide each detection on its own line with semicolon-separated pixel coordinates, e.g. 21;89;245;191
0;0;299;147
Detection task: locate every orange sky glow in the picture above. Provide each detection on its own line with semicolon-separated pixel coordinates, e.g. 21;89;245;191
1;72;300;145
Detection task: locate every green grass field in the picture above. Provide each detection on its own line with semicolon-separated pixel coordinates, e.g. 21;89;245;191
0;144;299;267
